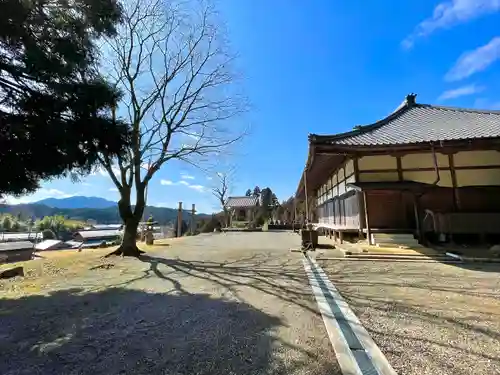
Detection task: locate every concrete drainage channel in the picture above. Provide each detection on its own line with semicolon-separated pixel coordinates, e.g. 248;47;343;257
303;253;397;375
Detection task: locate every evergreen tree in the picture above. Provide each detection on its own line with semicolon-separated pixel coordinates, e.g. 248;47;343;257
0;0;130;196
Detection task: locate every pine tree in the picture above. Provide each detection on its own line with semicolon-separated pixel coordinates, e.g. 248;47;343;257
0;0;130;196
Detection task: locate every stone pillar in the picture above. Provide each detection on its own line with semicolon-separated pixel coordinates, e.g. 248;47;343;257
177;202;182;237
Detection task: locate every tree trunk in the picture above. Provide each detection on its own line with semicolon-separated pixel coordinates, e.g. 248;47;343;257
106;218;144;257
105;188;145;257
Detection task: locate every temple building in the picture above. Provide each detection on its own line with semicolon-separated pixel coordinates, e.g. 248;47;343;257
296;94;500;245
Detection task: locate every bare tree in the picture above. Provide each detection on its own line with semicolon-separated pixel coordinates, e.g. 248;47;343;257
211;168;233;228
100;0;246;256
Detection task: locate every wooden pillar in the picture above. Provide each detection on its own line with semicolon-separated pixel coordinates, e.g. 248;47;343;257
190;204;196;234
177;202;182;237
357;191;365;240
448;153;460;211
363;191;372;245
353;157;364;240
396;155;403;181
413;195;422;243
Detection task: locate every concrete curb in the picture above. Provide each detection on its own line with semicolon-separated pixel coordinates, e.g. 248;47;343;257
303;255;397;375
445;252;462;261
316;257;463;263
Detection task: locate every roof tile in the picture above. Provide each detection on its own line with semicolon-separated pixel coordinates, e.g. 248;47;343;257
314;103;500;146
226;196;259;208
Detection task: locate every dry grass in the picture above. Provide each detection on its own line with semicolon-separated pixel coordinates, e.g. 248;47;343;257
62;218;87;227
0;238;183;297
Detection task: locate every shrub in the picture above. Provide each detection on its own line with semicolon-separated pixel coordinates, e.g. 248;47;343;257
200;217;220;233
42;229;56;239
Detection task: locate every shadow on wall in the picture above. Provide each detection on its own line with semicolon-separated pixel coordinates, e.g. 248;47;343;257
0;288;282;375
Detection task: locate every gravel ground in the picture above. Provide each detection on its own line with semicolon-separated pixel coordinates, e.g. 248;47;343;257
317;258;500;375
0;232;340;375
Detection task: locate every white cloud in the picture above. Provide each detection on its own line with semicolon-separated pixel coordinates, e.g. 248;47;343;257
94;165;120;177
180;173;195;180
188;185;205;192
109;187;119;192
438;83;485;100
445;37;500;81
206;176;213;180
403;0;500;49
159;179;205;192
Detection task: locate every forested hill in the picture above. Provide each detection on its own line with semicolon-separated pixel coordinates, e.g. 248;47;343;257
0;203;210;225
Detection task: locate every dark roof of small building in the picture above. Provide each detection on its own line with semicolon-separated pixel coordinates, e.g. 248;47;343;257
34;240;64;251
0;232;42;242
226;196;259;208
91;224;123;230
310;94;500;147
75;230;121;240
0;241;34;252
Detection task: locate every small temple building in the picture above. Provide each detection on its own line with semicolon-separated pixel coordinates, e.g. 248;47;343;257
295;94;500;245
226;196;260;226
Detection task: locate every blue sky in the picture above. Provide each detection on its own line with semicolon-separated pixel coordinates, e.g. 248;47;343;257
7;0;500;213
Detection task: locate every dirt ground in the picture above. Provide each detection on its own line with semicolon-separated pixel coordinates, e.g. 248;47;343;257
318;258;500;375
3;232;499;375
0;232;341;375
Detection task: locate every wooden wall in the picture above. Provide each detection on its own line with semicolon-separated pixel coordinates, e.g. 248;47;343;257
316;158;356;207
365;191;413;229
315;158;360;230
314;149;500;230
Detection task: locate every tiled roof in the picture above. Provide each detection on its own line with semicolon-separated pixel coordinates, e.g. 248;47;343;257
0;241;34;252
0;232;42;242
34;240;64;250
76;230;121;239
310;94;500;146
92;224;123;230
226;196;259;208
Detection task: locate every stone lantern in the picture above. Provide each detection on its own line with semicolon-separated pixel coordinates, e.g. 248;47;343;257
144;215;157;245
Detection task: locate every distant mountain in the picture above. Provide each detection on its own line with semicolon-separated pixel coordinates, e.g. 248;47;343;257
36;196;116;209
0;202;211;225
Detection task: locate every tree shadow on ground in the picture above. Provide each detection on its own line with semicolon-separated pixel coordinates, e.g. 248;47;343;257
137;253;319;316
126;253;340;374
450;261;500;272
0;287;284;375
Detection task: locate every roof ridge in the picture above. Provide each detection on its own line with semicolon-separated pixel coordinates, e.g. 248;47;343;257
310;95;414;143
422;103;500;115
